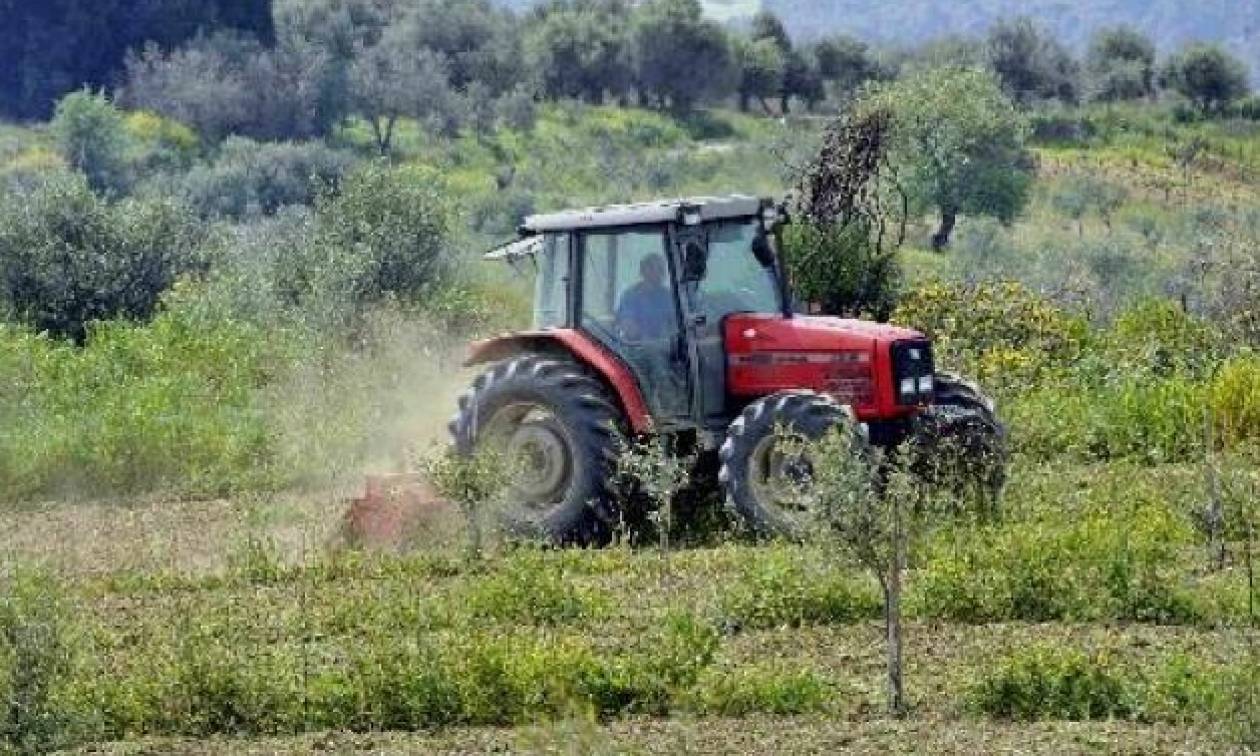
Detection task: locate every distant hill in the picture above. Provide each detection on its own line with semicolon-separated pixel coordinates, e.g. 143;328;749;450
760;0;1260;79
493;0;1260;80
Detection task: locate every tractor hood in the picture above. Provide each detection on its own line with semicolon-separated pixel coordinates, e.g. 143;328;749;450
724;313;932;420
724;313;925;352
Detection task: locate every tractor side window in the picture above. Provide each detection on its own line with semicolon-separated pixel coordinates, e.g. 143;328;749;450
579;228;687;418
533;233;570;329
580;229;678;342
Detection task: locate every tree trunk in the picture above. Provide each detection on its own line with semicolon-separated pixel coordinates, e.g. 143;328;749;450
1205;406;1226;571
371;115;397;156
931;207;957;251
738;91;750;112
370;118;386;156
886;492;906;716
780;93;791;115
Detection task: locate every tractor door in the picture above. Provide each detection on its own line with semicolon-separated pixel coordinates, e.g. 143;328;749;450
678;218;786;429
576;226;691;423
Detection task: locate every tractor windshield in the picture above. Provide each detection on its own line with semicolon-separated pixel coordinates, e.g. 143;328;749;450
694;219;782;320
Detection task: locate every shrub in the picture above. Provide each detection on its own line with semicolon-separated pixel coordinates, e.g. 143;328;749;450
782;221;902;319
1102;299;1223;379
122;110;200;174
50;90;131;195
719;549;881;630
914;501;1202;624
1211;355;1260;448
1010;377;1207;463
469;187;536;235
297;162;454;317
0;306;288;500
685;664;831;716
457;555;607;625
969;643;1141;721
178;137;356;220
892;280;1088;389
0;173;204;342
0;571;83;752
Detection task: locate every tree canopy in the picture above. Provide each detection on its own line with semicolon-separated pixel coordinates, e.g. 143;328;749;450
631;0;736;114
1161;44;1251;114
985;18;1080;106
861;67;1034;250
1086;26;1157;102
0;0;275;119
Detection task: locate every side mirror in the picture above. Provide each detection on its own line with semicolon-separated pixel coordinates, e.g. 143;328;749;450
682;240;707;281
751;228;776;269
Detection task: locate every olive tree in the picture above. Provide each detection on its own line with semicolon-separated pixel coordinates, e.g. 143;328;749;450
985;17;1080;105
812;34;879;98
1161;44;1250;114
1086;26;1157;102
735;37;785;113
50;90;130;195
394;0;523;94
787;106;905;318
349;34;458;154
861;67;1034;250
0;173;203;342
631;0;736;114
524;0;634;104
121;32;345;143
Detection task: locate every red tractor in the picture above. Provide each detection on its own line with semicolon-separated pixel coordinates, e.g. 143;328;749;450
451;196;1004;544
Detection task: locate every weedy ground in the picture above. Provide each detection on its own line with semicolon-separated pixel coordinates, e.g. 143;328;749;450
1;456;1255;754
5;100;1260;754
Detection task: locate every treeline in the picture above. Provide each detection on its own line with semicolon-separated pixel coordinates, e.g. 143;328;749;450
0;0;275;120
5;1;1255;149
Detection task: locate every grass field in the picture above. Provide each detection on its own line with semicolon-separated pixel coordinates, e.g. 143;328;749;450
5;94;1260;755
3;453;1255;753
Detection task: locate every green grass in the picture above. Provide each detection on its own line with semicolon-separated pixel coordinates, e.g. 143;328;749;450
1;453;1256;751
4;99;1260;752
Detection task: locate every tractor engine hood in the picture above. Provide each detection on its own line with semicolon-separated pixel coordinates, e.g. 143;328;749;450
724;314;933;421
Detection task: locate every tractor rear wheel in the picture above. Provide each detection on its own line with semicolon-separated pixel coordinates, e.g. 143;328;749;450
719;391;869;540
449;356;625;545
910;372;1008;509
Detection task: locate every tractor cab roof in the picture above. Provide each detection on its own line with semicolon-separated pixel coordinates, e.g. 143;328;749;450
519;195;771;234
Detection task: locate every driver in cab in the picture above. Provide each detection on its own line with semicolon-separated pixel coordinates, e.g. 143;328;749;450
615;254;675;341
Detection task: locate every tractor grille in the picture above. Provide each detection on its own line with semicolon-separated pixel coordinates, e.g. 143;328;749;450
891;340;935;406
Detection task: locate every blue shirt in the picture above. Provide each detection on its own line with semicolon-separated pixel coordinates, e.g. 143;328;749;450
616;282;676;339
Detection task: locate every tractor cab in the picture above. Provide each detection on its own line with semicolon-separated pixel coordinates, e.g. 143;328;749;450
514;197;784;429
459;196;1004;544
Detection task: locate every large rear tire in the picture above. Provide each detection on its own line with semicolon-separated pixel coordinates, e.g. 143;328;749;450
449;356;625;545
911;372;1008;508
719;391;869;540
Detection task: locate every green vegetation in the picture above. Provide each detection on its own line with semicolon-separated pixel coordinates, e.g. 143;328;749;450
3;3;1260;752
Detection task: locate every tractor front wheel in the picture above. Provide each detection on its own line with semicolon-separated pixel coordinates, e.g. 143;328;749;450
449;356;625;545
909;372;1008;510
719;391;869;540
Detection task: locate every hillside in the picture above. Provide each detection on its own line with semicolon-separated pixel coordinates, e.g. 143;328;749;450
764;0;1260;74
491;0;1260;77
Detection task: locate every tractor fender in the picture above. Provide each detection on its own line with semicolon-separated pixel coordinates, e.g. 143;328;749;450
464;329;652;434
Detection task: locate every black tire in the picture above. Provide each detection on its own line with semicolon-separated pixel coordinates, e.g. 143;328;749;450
911;372;1008;506
719;390;869;540
449;356;625;545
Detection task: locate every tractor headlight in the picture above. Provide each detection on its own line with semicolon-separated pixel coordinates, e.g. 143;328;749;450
892;340;936;406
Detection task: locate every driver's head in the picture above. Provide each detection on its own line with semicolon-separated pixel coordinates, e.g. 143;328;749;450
640;254;666;287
